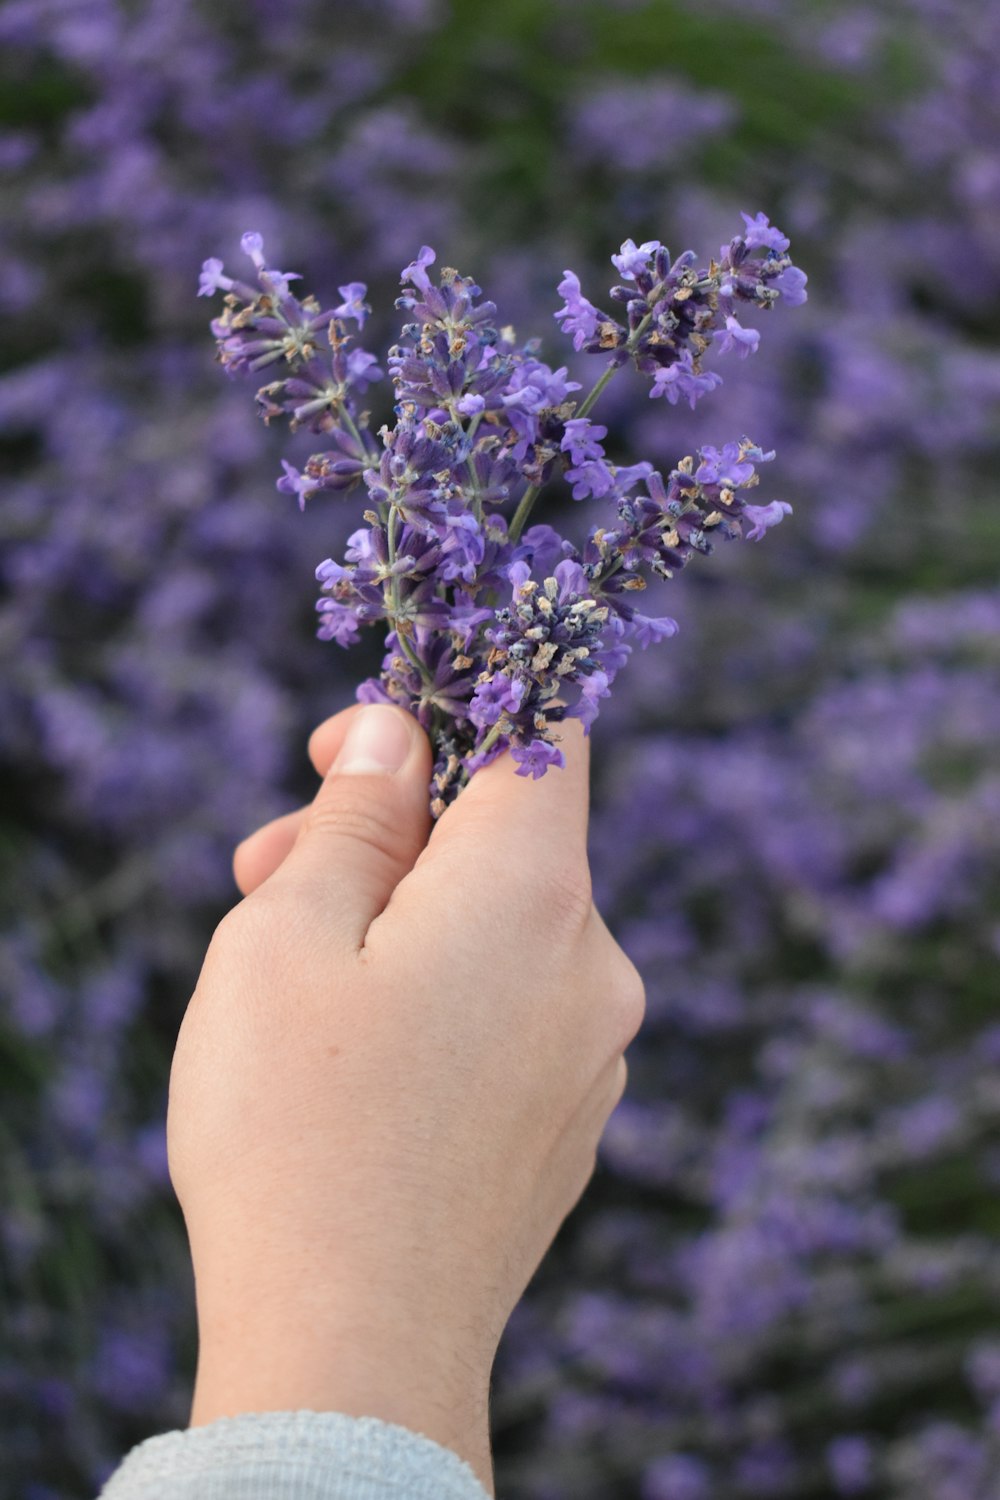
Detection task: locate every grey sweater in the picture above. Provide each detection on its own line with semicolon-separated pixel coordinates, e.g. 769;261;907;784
98;1411;493;1499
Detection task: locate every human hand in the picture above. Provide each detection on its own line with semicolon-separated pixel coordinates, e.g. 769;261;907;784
166;702;645;1494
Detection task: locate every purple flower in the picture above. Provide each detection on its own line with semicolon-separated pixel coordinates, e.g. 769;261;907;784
612;238;661;280
345;348;383;389
649;354;724;409
614;460;655;492
512;738;567;778
740;209;791;253
239;230;301;297
562;420;650;503
501;382;549;415
436;505;485;583
566;457;616;500
197;258;233;298
573;669;612;730
774;264;809;305
469;672;528;727
315;598;362;647
401;243;436;293
506;558;532;593
551;555;592;602
503;363;579;414
240;230;266;267
716;314;761;358
696;442;766;486
334;281;370;328
561;417;609;466
276;459;322;510
744;499;793;540
631;613;679;647
554;270;602;350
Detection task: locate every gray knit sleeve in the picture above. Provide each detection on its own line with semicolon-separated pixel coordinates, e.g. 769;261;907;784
97;1410;493;1500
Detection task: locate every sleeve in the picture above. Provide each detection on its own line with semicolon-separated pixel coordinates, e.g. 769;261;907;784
97;1409;494;1500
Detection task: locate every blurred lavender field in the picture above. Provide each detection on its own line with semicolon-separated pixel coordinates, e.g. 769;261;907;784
2;2;999;1496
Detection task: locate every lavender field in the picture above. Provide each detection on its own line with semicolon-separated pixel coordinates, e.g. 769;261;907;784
2;2;999;1496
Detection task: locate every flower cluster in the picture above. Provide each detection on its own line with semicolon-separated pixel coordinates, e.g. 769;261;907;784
202;220;806;812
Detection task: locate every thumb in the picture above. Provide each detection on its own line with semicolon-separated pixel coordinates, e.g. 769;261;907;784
275;703;433;949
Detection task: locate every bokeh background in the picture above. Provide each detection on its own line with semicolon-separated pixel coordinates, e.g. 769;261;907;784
2;1;1000;1495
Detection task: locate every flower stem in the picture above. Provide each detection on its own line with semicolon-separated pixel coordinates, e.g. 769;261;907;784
461;409;485;521
386;503;434;684
340;406;367;454
507;480;541;545
476;720;506;759
573;360;619;422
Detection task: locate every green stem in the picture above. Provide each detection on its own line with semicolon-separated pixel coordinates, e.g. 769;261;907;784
459;409;485;521
573;359;619;422
506;480;541;545
385;503;434;684
340;405;367;454
465;456;483;523
476;720;506;759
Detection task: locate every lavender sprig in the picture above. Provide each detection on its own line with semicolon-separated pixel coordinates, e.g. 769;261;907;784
200;216;807;814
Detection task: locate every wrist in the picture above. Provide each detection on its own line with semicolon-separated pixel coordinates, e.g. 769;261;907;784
190;1281;496;1495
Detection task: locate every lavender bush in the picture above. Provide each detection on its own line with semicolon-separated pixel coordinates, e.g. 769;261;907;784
2;1;999;1497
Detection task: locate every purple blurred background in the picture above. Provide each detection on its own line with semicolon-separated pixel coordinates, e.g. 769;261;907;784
2;2;999;1496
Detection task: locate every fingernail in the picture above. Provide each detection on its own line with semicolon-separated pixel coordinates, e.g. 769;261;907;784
332;705;414;776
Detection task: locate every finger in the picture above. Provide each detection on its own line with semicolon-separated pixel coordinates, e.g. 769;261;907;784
417;717;592;916
276;704;434;949
315;708;590;864
233;808;306;896
307;702;369;779
233;703;384;895
443;716;590;852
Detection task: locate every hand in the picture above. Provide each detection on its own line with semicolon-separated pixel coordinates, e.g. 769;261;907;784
166;703;645;1495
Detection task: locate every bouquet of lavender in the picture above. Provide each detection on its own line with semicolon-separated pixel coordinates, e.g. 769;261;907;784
199;217;806;813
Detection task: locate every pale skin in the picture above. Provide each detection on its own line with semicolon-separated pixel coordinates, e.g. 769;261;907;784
167;702;646;1496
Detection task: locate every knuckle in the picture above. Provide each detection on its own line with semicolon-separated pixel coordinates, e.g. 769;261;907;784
201;894;276;983
203;883;312;983
610;950;646;1049
306;786;405;866
206;897;256;957
539;862;594;938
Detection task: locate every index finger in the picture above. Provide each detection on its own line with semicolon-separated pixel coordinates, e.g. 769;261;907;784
413;718;592;919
